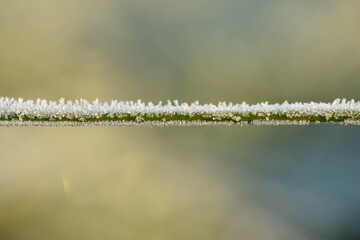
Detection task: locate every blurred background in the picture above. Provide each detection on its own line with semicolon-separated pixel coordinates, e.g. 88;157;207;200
1;0;360;239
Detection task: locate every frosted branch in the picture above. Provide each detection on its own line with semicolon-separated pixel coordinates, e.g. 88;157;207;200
0;97;359;126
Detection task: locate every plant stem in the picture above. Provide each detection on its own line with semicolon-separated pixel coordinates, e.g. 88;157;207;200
0;97;359;126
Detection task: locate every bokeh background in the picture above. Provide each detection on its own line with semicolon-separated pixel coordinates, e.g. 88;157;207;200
1;1;360;239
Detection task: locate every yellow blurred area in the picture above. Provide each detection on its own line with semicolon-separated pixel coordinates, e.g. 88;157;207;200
0;127;274;240
1;1;360;239
1;1;360;102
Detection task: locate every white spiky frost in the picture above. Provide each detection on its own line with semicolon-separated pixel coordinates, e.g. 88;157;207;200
0;97;359;127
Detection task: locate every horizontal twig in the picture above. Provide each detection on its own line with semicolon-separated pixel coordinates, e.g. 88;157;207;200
0;97;359;126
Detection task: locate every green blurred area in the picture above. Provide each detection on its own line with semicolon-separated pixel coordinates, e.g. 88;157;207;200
1;1;360;239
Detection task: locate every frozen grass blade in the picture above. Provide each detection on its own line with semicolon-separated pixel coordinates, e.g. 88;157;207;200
0;97;360;126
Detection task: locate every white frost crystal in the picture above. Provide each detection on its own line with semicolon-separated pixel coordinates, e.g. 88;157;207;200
0;97;359;126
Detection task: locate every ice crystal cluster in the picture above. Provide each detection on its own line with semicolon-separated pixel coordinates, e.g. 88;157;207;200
0;97;359;126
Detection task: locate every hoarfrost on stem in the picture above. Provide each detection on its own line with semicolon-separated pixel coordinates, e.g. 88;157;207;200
0;97;359;126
